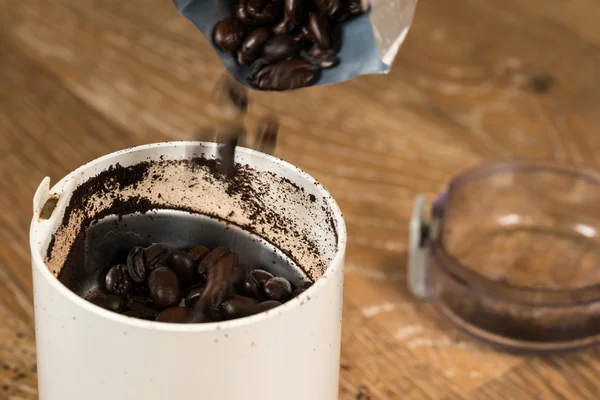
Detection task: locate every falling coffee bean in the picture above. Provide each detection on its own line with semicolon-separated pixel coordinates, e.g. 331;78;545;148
348;0;370;15
156;307;193;323
213;75;249;115
147;267;182;309
213;18;246;52
237;27;271;66
220;295;261;319
185;285;206;308
144;243;171;271
247;0;282;24
254;117;279;154
127;296;160;320
105;264;132;295
263;34;302;62
263;276;292;301
196;252;237;317
188;245;210;265
217;126;243;178
197;246;231;278
170;251;196;285
242;269;274;299
250;59;320;91
86;292;126;313
258;300;282;311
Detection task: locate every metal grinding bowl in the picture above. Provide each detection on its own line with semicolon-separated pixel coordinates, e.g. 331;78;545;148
409;160;600;353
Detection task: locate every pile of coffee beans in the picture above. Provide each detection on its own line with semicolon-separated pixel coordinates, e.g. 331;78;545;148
86;243;312;323
213;0;369;91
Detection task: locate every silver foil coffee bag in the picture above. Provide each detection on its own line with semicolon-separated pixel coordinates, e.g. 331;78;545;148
173;0;418;90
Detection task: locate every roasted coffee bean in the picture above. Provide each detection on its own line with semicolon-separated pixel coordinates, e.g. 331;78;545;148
284;0;309;22
87;292;126;313
213;18;246;52
170;251;196;285
303;47;338;68
124;311;148;319
217;126;242;178
258;300;282;311
197;246;231;278
147;267;182;309
292;281;313;297
307;12;333;50
263;276;292;301
249;59;320;91
156;307;193;323
247;0;282;24
197;251;237;314
185;285;205;307
242;269;273;299
213;75;249;115
127;296;160;319
235;0;254;25
105;264;132;295
188;245;210;264
126;247;146;283
221;295;261;319
314;0;341;17
144;243;171;271
254;117;279;154
348;0;370;15
263;34;301;62
237;27;271;66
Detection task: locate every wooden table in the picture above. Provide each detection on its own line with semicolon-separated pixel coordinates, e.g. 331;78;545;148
2;0;600;398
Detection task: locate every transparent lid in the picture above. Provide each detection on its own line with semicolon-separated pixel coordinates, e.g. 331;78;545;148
409;160;600;353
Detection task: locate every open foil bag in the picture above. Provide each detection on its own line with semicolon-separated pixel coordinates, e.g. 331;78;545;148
173;0;418;90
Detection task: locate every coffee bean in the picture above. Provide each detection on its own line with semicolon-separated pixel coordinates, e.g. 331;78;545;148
235;0;254;25
213;75;249;115
249;59;320;91
250;269;275;285
188;245;210;264
197;247;231;278
144;243;172;271
284;0;309;22
124;311;148;319
292;281;313;297
86;292;126;313
303;47;338;68
254;117;279;154
213;18;246;52
307;12;333;50
258;300;282;311
348;0;370;15
237;27;271;66
263;276;292;301
105;264;132;295
147;267;182;309
185;285;205;307
314;0;341;17
247;0;282;24
263;34;301;62
126;247;146;283
127;296;160;319
169;251;196;285
217;127;241;178
156;307;193;323
196;251;237;315
221;295;261;319
242;269;273;299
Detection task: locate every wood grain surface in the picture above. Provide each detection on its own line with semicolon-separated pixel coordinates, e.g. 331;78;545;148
2;0;600;398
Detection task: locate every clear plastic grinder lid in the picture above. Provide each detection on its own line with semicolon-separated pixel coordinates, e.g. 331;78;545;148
408;160;600;353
